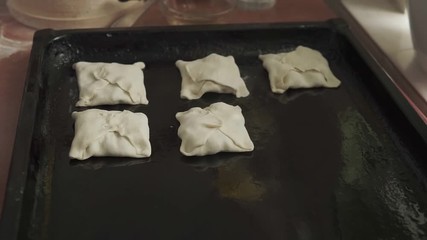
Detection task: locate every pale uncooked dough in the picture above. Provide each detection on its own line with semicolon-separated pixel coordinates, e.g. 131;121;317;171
176;102;254;156
69;109;151;160
74;62;148;106
259;46;341;93
176;54;250;100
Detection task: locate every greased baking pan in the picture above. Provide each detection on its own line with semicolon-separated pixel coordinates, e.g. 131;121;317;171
1;20;427;240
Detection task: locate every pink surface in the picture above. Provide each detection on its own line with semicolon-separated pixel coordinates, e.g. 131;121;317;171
0;15;33;41
0;0;336;217
0;10;34;217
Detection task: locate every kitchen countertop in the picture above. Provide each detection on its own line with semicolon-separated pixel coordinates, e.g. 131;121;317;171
0;0;336;217
331;0;427;124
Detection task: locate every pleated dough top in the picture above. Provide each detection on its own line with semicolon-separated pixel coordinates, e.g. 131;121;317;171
176;54;250;100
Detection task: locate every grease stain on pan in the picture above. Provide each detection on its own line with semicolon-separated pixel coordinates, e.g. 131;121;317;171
215;159;266;203
337;107;427;240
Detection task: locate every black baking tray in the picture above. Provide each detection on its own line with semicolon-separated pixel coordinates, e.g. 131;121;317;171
2;20;427;240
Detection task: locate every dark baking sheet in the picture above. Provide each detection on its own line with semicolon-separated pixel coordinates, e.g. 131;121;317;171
2;20;427;240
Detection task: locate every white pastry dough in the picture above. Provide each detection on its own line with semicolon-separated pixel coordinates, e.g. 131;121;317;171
74;62;148;106
69;109;151;160
176;102;254;156
259;46;341;93
176;54;250;100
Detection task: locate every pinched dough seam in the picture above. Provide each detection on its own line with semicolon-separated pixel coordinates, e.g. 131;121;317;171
81;113;144;158
205;109;250;150
196;79;236;95
282;68;329;83
92;67;139;103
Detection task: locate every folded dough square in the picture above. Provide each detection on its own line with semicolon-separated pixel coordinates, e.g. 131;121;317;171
73;62;148;106
69;109;151;160
175;53;250;100
176;102;254;156
259;46;341;93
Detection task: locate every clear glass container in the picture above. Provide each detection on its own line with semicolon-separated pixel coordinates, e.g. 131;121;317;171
160;0;236;25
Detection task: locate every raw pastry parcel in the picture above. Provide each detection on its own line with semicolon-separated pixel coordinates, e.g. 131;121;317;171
259;46;341;93
176;54;250;100
74;62;148;106
176;102;254;156
69;109;151;160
